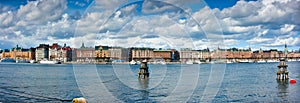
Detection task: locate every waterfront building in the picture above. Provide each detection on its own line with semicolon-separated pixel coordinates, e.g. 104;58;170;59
120;48;131;62
109;47;130;62
28;48;36;60
0;45;35;61
1;49;10;58
199;49;210;59
211;48;227;59
237;48;252;61
179;48;200;63
74;43;95;62
95;45;110;62
153;48;172;62
131;47;154;62
57;44;72;62
35;44;49;61
49;43;60;60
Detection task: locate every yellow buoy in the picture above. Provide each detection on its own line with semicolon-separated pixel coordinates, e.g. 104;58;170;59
72;97;87;103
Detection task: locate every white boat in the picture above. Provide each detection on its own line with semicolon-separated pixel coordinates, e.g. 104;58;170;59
266;59;279;63
30;60;37;63
130;60;137;65
136;61;141;64
193;60;201;64
256;60;266;63
186;60;193;64
39;60;60;64
226;61;233;64
238;60;249;63
287;59;297;62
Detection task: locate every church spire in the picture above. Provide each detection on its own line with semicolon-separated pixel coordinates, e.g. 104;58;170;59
284;43;288;54
81;42;85;48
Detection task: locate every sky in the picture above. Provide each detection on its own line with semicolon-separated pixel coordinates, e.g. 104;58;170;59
0;0;299;51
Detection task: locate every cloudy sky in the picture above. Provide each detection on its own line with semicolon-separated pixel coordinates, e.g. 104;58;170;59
0;0;299;51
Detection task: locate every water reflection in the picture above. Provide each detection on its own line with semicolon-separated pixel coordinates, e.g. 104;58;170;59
277;79;289;100
138;78;149;100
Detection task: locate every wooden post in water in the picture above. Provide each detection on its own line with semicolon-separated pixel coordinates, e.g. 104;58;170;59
138;60;149;79
277;58;288;80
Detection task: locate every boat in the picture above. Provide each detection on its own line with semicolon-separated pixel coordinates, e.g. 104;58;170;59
211;60;226;64
186;60;193;64
0;58;16;63
287;59;297;62
226;60;233;64
130;60;137;65
256;60;266;63
193;60;201;64
39;60;60;64
136;61;141;64
112;60;125;64
157;60;166;65
266;59;279;63
238;60;249;63
30;60;37;63
16;59;30;63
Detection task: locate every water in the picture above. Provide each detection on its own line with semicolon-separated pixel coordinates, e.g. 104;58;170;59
0;62;299;102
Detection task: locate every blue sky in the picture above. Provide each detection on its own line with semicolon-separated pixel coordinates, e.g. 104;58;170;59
0;0;299;51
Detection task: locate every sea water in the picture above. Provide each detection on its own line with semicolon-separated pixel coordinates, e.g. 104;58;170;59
0;62;299;102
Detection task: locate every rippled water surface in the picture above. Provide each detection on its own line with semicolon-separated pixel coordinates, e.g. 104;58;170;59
0;62;299;102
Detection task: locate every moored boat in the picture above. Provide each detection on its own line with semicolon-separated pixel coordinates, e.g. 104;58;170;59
186;60;193;64
266;59;279;63
238;60;249;63
39;60;60;64
30;60;37;63
256;60;266;63
130;60;137;65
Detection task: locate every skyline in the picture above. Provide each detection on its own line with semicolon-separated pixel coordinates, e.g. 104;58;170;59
0;0;299;51
0;42;297;52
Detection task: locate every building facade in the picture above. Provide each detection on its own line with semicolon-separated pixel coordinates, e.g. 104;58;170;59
35;44;49;61
108;47;130;61
57;45;72;62
153;49;172;62
131;47;154;61
95;45;110;62
75;47;95;62
49;43;60;60
1;45;35;61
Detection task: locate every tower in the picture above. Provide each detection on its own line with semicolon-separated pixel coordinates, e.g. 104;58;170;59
284;43;288;58
80;42;85;48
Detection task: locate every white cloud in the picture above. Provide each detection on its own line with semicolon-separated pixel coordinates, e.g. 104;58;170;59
94;0;126;10
0;11;14;27
246;37;273;44
16;0;67;26
0;0;299;51
280;24;295;34
142;0;183;14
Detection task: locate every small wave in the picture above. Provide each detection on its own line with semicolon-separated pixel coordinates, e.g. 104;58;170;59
0;86;30;89
244;94;257;97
